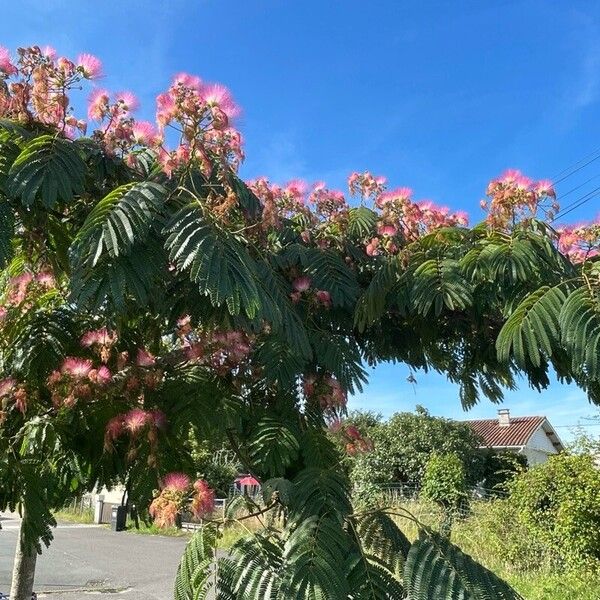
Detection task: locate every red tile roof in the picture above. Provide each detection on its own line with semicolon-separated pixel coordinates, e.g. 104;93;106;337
465;416;546;448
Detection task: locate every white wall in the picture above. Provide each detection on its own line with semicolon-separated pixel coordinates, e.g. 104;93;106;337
522;425;559;465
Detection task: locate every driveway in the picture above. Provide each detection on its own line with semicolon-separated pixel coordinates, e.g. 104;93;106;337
0;513;189;599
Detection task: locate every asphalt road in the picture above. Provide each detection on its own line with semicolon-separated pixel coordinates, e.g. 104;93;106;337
0;513;189;599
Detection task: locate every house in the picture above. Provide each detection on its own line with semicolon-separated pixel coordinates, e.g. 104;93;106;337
464;409;564;465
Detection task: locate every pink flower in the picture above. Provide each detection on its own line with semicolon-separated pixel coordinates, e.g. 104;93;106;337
345;425;361;440
124;408;150;434
40;45;57;60
131;121;159;146
87;88;110;120
172;72;203;91
191;479;215;518
0;307;7;321
76;53;103;79
201;83;240;118
0;378;16;397
150;409;168;430
534;179;556;199
162;472;191;492
292;276;312;292
96;366;112;384
105;415;124;444
115;91;139;112
136;348;156;367
35;272;55;288
0;46;17;76
316;290;331;307
377;223;398;237
61;358;93;379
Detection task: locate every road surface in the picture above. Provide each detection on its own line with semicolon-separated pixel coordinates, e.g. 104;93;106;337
0;513;189;599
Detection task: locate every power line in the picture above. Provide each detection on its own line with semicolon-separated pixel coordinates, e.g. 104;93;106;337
554;423;600;428
552;185;600;222
551;145;600;183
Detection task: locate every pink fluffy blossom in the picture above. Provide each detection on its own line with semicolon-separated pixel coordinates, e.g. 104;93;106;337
316;290;332;307
136;348;156;367
124;408;150;434
162;472;191;492
76;53;103;79
87;88;110;120
114;91;139;112
201;83;240;118
61;357;93;379
292;276;312;292
0;46;17;76
191;479;215;518
131;121;159;146
95;365;112;384
172;72;203;91
0;378;16;397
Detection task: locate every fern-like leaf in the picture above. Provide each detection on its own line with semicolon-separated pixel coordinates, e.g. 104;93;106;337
496;285;566;368
164;205;263;318
7;134;85;208
72;181;167;268
0;198;14;268
174;524;218;600
404;530;523;600
412;258;472;316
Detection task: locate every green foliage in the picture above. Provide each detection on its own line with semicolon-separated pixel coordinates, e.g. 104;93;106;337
496;285;566;368
0;199;15;269
412;258;473;316
507;452;600;570
164;204;264;318
7;134;85;208
174;523;218;599
249;417;300;479
478;449;526;494
404;529;523;599
422;452;467;510
348;407;483;489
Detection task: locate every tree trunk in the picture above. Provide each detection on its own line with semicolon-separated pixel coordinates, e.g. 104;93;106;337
10;514;37;600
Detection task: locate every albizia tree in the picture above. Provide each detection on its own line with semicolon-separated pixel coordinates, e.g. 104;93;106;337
1;45;599;599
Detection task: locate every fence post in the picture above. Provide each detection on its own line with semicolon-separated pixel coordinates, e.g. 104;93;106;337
94;494;104;524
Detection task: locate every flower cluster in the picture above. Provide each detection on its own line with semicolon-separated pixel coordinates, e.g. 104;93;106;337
557;221;600;263
47;357;112;408
88;89;161;157
348;171;387;202
0;45;99;135
0;377;28;418
155;73;244;177
149;472;215;528
303;374;347;413
342;424;374;456
2;271;55;309
289;275;331;307
177;322;253;375
367;187;468;256
103;407;167;460
482;169;558;229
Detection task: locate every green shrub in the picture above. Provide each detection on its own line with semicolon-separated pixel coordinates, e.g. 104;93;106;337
508;453;600;570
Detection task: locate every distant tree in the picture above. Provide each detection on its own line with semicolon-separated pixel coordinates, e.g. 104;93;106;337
348;406;483;491
422;452;468;536
478;449;527;494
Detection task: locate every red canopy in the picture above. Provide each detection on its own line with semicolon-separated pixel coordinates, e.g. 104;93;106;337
237;476;259;486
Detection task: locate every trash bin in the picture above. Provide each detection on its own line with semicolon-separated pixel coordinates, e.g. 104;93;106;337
111;505;127;532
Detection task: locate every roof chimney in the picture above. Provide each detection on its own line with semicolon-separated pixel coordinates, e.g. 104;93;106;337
498;408;511;427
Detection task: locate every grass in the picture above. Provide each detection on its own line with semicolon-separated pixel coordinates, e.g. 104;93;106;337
384;497;600;600
53;506;95;524
125;522;191;537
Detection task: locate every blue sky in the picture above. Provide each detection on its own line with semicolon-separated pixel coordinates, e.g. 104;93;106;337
5;0;600;439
